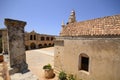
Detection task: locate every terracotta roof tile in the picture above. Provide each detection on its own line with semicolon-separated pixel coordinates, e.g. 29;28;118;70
60;14;120;36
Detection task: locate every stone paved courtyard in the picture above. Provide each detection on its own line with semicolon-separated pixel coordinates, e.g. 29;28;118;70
0;47;58;80
0;62;4;80
26;47;57;80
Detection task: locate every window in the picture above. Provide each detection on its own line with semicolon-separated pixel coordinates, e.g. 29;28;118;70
30;35;32;40
41;37;44;41
79;53;89;71
46;37;49;41
34;35;36;40
51;37;53;41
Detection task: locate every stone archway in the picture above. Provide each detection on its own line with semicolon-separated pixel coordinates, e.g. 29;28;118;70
30;43;36;49
44;43;47;47
38;44;42;48
25;45;29;50
49;43;51;47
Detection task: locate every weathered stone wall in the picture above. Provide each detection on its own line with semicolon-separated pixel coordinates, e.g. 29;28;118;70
5;19;28;73
54;40;64;71
54;37;120;80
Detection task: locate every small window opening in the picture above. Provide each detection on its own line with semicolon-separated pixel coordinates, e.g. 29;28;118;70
30;35;32;40
81;56;89;71
79;53;89;72
34;35;36;40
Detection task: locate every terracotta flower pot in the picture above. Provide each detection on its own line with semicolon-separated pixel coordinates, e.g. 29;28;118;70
44;69;55;79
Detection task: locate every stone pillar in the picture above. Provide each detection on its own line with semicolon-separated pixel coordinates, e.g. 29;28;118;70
4;18;28;73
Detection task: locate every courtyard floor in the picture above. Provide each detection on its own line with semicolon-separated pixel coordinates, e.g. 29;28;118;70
0;47;58;80
26;47;58;80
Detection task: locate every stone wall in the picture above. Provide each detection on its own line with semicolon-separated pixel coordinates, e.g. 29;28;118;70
54;37;120;80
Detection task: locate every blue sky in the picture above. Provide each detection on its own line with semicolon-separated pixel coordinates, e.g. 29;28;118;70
0;0;120;35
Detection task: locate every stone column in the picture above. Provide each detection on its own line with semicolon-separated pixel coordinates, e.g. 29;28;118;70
4;18;28;73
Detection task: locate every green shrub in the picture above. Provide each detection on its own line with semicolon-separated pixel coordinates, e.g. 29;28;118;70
43;64;52;70
68;74;76;80
59;71;67;80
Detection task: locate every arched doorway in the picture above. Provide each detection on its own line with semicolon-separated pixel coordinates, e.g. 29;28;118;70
25;45;29;50
38;44;42;48
49;43;51;47
30;43;36;49
44;43;47;47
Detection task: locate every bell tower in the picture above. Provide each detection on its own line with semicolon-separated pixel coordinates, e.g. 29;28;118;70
68;10;76;24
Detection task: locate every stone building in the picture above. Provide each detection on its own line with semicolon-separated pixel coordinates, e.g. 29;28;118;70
0;29;55;52
24;30;54;50
54;10;120;80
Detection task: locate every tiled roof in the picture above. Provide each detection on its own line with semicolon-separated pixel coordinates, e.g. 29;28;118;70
60;14;120;37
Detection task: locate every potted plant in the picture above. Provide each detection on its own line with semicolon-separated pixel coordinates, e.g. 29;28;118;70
58;71;67;80
43;64;55;79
